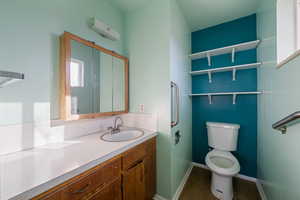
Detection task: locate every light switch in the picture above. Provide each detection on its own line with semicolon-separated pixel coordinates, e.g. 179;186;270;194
139;104;145;113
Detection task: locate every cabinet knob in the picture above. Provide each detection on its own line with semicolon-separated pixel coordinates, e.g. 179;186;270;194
70;183;90;195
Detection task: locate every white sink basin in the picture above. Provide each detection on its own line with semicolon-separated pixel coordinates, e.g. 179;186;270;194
101;128;144;142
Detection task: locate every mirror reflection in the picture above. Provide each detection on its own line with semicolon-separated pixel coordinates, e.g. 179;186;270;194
70;39;126;115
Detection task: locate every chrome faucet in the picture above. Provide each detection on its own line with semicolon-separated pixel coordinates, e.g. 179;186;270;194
108;117;123;134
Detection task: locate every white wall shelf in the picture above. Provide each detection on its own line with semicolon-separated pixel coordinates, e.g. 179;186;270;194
190;40;260;66
190;62;261;83
189;91;262;104
0;70;24;88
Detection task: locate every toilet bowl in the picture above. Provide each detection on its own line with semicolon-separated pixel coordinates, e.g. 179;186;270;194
205;150;240;200
205;122;240;200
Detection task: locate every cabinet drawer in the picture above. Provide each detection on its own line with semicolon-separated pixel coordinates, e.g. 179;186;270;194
91;157;121;189
88;178;121;200
61;174;93;200
122;142;147;170
37;191;62;200
61;157;121;200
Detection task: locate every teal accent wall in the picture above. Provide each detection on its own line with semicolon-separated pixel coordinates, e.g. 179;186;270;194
0;0;125;126
257;0;300;199
192;15;258;177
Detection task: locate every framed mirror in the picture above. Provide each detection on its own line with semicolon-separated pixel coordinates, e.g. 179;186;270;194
59;32;128;120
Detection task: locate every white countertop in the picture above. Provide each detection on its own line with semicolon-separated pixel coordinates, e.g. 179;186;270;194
0;129;157;200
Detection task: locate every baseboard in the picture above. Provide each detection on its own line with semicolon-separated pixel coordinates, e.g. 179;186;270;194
256;179;268;200
191;162;257;183
236;173;257;182
172;163;194;200
153;194;169;200
192;162;268;200
192;162;209;170
154;162;267;200
153;163;194;200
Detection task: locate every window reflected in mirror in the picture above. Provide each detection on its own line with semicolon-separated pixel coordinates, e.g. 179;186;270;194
70;58;84;88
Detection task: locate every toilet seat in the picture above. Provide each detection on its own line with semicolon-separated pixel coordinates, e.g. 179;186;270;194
205;150;240;176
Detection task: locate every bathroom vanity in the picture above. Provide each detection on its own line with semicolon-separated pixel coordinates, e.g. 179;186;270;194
0;129;157;200
31;137;156;200
18;33;157;200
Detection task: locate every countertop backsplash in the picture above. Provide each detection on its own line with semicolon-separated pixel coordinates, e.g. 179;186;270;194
0;112;158;156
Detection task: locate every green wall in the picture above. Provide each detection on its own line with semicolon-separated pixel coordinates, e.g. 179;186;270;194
0;0;125;126
257;0;300;199
125;0;172;197
170;0;192;197
125;0;192;198
0;0;193;198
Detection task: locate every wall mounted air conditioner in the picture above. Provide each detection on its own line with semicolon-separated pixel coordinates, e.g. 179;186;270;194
91;17;120;41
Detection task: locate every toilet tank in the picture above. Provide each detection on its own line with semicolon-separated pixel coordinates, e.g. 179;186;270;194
206;122;240;151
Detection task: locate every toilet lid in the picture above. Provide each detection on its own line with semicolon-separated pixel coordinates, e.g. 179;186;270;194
205;150;240;176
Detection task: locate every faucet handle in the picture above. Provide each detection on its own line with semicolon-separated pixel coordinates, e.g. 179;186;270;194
116;124;122;129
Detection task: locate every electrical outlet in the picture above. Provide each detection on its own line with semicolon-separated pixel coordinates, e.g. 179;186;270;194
139;104;145;113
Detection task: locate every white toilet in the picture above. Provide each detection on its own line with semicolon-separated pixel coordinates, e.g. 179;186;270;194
205;122;240;200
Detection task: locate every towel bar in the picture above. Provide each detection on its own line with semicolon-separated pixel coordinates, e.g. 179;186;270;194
272;111;300;134
171;81;179;127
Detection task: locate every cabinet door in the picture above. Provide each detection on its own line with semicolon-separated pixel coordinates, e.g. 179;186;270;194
89;179;121;200
123;162;145;200
145;154;156;200
144;138;156;200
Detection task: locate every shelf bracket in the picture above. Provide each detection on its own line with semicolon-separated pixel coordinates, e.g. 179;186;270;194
232;68;236;81
232;94;237;104
208;95;212;104
208;71;212;83
206;52;211;66
231;48;235;63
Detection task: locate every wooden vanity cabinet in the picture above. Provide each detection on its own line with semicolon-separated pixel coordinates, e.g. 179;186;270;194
88;179;122;200
121;137;156;200
37;191;61;200
32;137;156;200
122;161;145;200
144;139;156;200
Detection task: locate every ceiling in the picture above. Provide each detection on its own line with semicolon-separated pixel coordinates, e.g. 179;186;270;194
177;0;260;31
108;0;260;31
108;0;150;13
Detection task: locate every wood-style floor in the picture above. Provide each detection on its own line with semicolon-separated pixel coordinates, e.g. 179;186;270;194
179;167;261;200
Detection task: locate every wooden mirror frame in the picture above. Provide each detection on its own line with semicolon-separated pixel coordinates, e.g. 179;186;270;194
59;32;129;120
